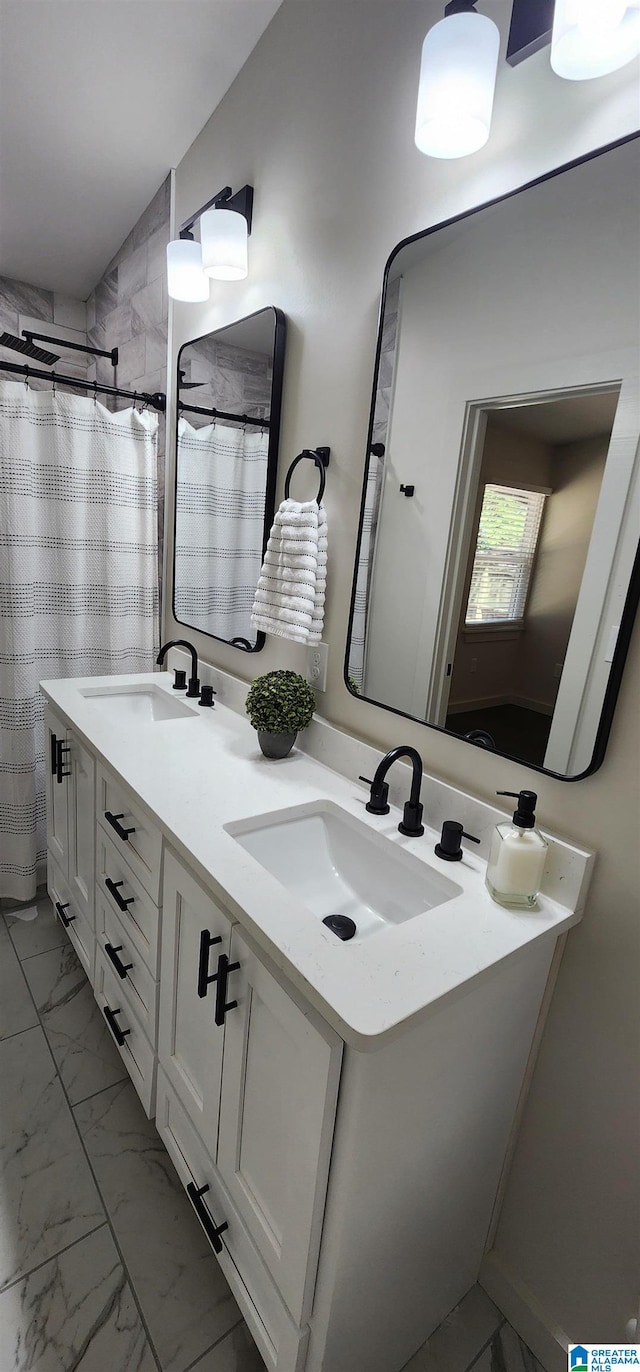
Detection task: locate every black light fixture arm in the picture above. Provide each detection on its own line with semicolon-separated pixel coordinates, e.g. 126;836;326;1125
179;184;254;240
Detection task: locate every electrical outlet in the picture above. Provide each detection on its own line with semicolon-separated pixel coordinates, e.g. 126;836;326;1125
553;661;563;680
307;641;328;692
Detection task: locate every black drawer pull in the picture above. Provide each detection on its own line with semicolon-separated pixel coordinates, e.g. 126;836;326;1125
186;1182;228;1254
55;900;76;928
214;953;241;1028
104;942;133;980
55;739;71;784
104;811;135;842
104;876;135;912
103;1004;131;1047
197;928;223;999
50;732;58;776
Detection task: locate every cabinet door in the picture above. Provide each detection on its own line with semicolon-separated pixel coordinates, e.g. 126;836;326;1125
158;850;232;1152
44;707;71;873
68;733;95;923
217;929;342;1326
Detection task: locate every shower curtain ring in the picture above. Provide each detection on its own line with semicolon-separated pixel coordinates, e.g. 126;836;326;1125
51;373;56;399
24;366;29;391
93;379;98;405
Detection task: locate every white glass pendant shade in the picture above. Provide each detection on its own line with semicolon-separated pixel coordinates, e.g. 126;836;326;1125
551;0;640;79
200;207;248;280
414;11;500;159
166;239;209;302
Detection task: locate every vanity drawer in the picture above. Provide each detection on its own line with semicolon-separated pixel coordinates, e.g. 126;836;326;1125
95;948;156;1118
97;763;162;903
97;829;160;977
48;857;95;983
155;1069;308;1372
96;891;158;1045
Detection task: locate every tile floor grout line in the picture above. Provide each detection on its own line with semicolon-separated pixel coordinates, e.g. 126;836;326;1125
0;1221;110;1298
9;920;164;1372
179;1317;246;1372
70;1074;130;1108
0;1018;40;1044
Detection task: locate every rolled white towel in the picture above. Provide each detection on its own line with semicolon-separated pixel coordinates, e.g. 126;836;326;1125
251;497;328;644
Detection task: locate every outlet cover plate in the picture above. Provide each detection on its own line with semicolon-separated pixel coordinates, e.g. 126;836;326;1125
307;642;328;693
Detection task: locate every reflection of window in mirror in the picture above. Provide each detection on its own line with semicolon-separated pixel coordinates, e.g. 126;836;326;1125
445;392;618;769
464;484;547;627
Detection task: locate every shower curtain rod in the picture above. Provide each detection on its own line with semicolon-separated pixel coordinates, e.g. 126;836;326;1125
178;398;269;428
0;359;166;413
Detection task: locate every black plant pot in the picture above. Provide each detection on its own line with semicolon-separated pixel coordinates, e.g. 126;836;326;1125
257;731;297;759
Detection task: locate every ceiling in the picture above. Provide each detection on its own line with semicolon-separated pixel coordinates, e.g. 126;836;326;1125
489;389;621;445
0;0;282;298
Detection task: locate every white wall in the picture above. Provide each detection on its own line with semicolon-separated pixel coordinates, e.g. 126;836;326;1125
166;1;640;1344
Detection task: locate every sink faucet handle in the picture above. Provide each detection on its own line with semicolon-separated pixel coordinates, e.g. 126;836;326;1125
358;775;390;816
435;820;481;861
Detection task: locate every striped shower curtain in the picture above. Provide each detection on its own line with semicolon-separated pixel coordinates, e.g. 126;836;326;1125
0;383;159;901
174;417;269;645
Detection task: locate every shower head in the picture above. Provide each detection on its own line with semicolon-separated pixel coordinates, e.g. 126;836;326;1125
0;332;60;366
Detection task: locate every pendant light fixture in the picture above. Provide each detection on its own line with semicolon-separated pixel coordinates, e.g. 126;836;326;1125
550;0;640;80
414;0;500;159
166;184;254;302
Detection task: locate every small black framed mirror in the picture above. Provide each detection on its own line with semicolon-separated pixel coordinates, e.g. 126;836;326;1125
173;306;286;651
345;135;640;780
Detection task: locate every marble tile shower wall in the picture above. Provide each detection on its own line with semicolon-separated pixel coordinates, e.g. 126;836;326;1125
0;276;87;389
86;175;170;583
180;337;272;431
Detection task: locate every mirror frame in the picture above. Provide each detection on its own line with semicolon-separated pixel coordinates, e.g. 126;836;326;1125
344;133;640;781
173;305;287;653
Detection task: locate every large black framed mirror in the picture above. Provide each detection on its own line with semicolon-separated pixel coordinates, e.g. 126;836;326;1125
345;135;640;780
173;306;286;651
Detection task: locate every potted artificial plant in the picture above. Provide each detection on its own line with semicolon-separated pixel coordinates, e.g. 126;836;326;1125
245;669;316;758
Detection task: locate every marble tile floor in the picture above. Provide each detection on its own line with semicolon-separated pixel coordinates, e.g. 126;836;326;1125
0;893;547;1372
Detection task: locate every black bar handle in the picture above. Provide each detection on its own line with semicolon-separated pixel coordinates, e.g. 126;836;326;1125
104;876;135;912
51;732;58;776
104;942;133;980
186;1182;228;1254
104;811;135;842
55;900;76;928
103;1004;131;1047
56;739;71;784
214;954;241;1028
197;928;223;999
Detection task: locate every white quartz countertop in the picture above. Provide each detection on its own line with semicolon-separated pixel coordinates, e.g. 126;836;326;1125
41;672;586;1048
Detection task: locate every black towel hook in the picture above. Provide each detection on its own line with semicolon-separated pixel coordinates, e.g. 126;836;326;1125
284;447;330;503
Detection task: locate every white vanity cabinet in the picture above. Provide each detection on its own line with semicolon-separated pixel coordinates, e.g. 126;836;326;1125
45;705;95;976
42;675;589;1372
157;852;343;1334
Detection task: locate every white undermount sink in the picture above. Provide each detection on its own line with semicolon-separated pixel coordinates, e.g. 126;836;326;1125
225;800;461;940
78;682;199;723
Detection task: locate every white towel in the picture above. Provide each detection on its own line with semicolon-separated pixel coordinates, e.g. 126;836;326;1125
251;498;328;643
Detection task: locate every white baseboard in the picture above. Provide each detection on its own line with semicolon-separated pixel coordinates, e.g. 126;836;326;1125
479;1249;570;1372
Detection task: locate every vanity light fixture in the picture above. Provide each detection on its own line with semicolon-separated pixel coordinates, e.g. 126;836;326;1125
166;184;254;301
550;0;640;80
414;1;500;160
416;0;640;160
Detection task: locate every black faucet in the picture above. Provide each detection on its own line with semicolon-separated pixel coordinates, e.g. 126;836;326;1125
359;745;425;838
156;639;200;699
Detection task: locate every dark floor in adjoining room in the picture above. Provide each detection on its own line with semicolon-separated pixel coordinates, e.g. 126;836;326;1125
0;891;547;1371
446;704;552;767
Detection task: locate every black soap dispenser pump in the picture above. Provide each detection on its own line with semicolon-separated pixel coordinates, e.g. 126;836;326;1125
485;789;548;909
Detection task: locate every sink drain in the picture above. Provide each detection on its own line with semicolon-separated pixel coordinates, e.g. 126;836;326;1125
322;914;356;941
